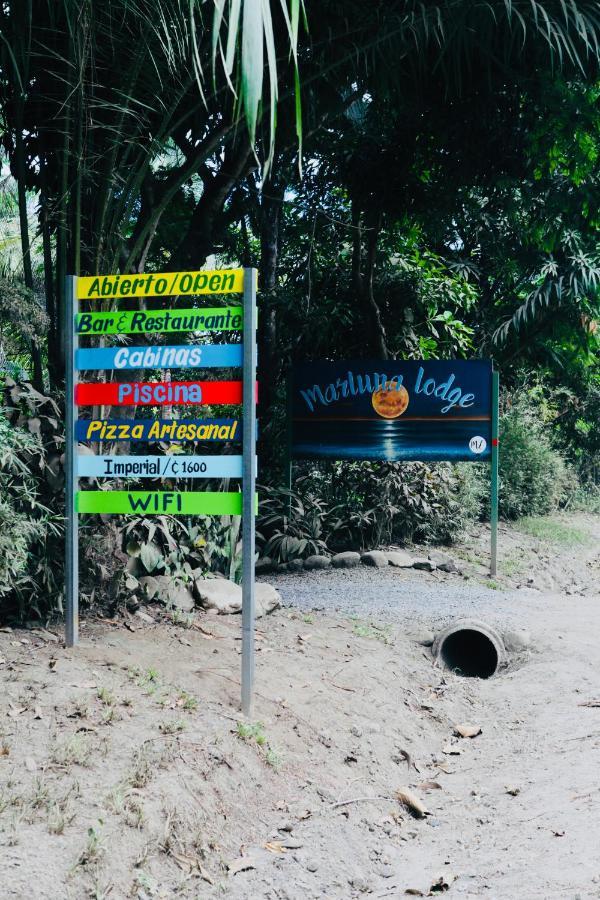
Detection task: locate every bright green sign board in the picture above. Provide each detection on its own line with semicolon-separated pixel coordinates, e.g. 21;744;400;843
76;490;244;515
75;307;242;335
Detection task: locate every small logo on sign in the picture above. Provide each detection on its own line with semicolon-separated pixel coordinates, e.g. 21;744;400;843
469;436;487;454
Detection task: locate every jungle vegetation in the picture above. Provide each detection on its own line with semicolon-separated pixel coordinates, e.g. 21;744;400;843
0;1;599;614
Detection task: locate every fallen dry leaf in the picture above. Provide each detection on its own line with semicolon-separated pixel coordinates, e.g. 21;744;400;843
552;830;565;837
429;872;457;894
454;724;482;739
578;699;600;708
405;889;424;896
264;841;288;854
170;851;214;884
419;781;443;791
435;762;454;774
33;706;43;720
505;786;520;796
396;787;428;818
24;756;37;772
197;863;214;885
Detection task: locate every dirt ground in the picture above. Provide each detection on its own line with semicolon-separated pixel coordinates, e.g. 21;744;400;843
0;513;599;900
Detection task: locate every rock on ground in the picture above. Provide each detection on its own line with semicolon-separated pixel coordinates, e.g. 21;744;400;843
304;555;331;571
331;551;361;568
139;575;195;612
194;576;281;617
503;629;532;652
194;578;242;614
360;550;389;568
255;582;282;618
412;558;437;572
428;550;458;572
386;549;414;568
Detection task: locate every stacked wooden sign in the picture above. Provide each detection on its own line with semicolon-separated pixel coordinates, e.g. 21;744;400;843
65;267;258;712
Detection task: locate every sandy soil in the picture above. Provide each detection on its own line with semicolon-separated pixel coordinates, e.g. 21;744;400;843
0;514;599;899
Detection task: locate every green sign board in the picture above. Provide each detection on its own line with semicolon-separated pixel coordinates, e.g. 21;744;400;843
75;307;242;335
76;491;245;515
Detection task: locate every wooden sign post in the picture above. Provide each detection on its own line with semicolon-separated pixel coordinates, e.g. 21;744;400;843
65;268;258;715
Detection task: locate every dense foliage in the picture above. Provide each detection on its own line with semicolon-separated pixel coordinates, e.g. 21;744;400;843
257;462;487;558
0;381;64;618
0;1;599;616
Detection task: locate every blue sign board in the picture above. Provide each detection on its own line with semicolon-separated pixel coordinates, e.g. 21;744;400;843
77;454;243;479
75;343;242;371
291;359;493;462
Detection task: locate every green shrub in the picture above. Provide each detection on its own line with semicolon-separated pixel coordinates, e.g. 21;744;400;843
257;483;337;562
122;513;244;586
1;379;64;620
568;482;600;514
258;461;486;558
499;399;574;519
312;461;486;547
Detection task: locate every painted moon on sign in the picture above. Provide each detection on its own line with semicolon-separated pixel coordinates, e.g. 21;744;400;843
371;383;410;418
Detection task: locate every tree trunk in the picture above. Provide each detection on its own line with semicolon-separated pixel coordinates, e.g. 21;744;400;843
15;109;45;391
363;211;388;359
40;157;60;388
351;202;387;358
257;171;286;475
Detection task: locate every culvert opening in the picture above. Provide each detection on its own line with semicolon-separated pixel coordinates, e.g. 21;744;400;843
438;628;499;678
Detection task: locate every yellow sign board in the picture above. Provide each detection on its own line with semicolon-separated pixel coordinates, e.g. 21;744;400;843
77;268;245;300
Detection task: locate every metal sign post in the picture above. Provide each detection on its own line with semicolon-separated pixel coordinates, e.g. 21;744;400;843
241;268;257;717
283;372;293;521
65;276;79;647
490;370;500;576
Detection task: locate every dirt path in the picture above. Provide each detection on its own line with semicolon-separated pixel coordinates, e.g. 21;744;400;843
0;514;598;899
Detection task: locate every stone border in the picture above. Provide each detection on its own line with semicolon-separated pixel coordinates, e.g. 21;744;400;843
256;548;460;575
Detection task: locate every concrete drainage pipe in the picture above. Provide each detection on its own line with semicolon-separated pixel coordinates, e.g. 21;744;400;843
433;619;506;678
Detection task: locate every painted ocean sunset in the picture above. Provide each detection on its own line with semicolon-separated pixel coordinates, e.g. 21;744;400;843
291;416;492;461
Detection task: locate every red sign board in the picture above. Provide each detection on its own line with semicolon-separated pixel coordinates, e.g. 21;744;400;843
75;380;243;407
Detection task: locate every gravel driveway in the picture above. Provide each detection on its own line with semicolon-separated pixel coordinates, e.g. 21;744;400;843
269;566;540;633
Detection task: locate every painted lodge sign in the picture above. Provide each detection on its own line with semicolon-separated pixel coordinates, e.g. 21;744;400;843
288;357;500;578
291;359;494;462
